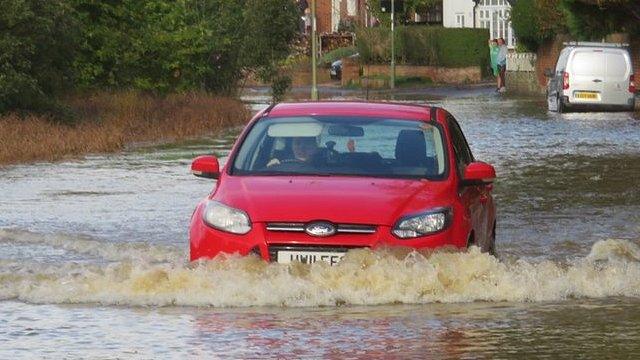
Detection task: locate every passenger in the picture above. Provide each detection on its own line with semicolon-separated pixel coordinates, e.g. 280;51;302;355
489;39;500;91
497;38;508;93
267;137;318;166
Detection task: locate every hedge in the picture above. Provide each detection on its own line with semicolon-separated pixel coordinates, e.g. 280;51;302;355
357;26;490;73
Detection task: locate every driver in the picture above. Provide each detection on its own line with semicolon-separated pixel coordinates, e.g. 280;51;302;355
267;137;318;167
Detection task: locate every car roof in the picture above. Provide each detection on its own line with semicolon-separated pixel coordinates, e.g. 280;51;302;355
565;46;630;54
266;102;433;121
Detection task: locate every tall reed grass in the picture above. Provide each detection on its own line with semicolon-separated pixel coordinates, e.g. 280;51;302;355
0;92;249;165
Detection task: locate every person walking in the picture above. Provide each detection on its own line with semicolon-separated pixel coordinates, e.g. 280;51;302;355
489;39;500;91
496;38;508;93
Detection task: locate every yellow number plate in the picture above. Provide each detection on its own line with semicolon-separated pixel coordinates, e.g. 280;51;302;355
574;92;599;100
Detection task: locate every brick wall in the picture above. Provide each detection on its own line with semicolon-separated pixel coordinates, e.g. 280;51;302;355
535;36;569;88
630;38;640;79
316;0;333;33
315;0;369;33
341;62;482;87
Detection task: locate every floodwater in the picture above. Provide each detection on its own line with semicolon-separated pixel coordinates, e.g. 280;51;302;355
1;89;639;358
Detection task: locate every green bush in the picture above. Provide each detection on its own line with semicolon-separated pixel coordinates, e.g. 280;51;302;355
511;0;566;51
0;0;78;114
434;28;489;71
356;26;489;73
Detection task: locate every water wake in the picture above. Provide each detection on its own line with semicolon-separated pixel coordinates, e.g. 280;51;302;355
1;230;639;307
0;229;183;263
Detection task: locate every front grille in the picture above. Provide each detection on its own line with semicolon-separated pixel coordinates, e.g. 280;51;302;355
268;244;365;262
266;222;376;234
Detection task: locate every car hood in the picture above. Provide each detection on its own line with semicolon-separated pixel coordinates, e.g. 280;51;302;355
213;176;452;226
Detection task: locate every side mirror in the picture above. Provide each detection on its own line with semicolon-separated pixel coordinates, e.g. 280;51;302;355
191;155;220;179
544;68;555;78
462;162;496;186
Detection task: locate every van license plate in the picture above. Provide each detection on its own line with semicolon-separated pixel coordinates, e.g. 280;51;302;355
574;92;599;100
277;251;346;265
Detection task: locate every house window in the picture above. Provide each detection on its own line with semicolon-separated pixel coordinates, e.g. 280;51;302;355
347;0;356;16
456;14;465;27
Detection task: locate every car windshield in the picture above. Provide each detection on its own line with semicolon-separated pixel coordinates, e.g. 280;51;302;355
232;116;447;179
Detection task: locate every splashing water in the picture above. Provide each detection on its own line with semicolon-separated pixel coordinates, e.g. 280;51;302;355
1;230;638;308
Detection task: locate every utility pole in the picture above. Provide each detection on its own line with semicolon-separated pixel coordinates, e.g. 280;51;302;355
311;0;318;100
390;0;395;90
389;0;396;89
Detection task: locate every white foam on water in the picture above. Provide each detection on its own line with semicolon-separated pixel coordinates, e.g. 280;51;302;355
0;231;639;307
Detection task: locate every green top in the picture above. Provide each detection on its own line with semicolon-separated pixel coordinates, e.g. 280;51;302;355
489;45;500;76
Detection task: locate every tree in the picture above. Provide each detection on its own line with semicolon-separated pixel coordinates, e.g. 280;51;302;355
72;0;248;94
241;0;300;102
510;0;566;51
0;0;78;113
561;0;640;40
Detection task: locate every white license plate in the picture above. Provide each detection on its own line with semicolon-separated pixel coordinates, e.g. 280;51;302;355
277;250;346;266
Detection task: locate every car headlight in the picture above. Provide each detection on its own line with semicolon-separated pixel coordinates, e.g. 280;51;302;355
392;208;451;239
202;200;251;234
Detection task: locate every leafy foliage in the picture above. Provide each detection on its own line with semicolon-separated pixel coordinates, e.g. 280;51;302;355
511;0;566;51
357;26;489;73
511;0;639;50
1;0;301;114
0;0;78;113
241;0;299;102
320;46;358;67
72;0;249;94
561;0;640;40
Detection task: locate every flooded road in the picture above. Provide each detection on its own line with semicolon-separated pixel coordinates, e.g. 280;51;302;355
1;90;640;358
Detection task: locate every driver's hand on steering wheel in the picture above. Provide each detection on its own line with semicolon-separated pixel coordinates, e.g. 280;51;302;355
266;158;281;167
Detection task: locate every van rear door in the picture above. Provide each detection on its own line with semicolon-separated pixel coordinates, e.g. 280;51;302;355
569;49;605;102
603;50;632;105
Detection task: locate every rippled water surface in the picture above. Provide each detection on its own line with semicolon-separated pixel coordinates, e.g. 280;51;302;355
1;90;639;358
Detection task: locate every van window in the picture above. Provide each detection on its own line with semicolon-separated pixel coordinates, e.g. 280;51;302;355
606;53;629;79
571;51;605;77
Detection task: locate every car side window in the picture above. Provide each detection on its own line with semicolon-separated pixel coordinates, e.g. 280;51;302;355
447;115;474;176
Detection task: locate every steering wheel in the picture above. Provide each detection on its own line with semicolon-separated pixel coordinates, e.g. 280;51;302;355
311;147;339;166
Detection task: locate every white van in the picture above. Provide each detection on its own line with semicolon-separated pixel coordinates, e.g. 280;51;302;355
546;42;636;112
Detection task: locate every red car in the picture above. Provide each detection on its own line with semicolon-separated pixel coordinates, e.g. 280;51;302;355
190;102;496;264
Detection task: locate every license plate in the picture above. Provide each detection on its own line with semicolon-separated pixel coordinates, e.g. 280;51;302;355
574;92;599;100
277;250;346;266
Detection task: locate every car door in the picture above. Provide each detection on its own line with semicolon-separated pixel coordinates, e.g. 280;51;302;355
446;113;488;247
602;50;632;105
569;49;606;102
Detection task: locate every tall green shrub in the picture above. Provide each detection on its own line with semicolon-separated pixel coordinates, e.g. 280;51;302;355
561;0;640;40
0;0;78;113
357;26;489;73
241;0;300;102
72;0;248;94
511;0;566;51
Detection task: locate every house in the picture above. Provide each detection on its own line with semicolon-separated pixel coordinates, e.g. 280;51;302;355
311;0;368;33
443;0;516;48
